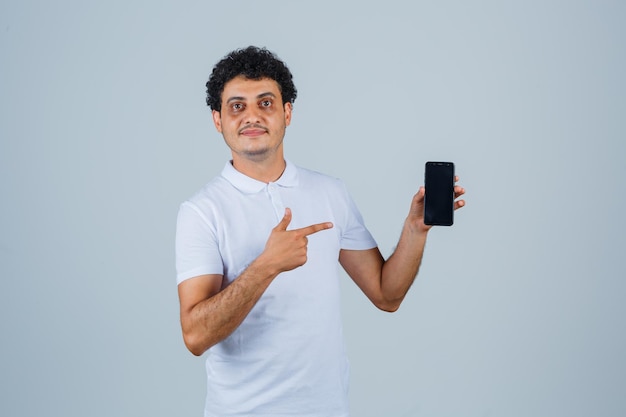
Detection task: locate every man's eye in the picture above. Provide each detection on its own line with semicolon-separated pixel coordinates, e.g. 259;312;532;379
232;103;244;111
260;100;272;107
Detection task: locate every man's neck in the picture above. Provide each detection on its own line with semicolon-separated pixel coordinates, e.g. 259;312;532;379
231;156;286;184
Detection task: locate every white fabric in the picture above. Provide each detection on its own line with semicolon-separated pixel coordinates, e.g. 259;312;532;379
175;160;377;417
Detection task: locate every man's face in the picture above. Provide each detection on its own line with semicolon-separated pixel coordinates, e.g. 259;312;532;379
213;76;292;163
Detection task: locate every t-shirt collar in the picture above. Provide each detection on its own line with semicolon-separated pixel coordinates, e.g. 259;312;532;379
221;159;299;193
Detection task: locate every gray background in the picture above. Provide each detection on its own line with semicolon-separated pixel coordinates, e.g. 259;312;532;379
1;1;625;416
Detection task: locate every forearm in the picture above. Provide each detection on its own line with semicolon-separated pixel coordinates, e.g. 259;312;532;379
183;259;278;356
343;185;464;312
380;220;429;308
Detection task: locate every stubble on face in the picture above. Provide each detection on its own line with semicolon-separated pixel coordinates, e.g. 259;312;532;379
235;123;283;162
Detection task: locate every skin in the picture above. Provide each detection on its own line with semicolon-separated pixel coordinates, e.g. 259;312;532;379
178;76;466;356
211;75;292;182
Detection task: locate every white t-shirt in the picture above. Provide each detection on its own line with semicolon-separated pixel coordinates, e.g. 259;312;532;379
176;160;377;417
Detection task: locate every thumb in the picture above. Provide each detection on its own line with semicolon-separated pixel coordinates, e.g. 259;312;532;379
416;186;426;202
274;207;292;231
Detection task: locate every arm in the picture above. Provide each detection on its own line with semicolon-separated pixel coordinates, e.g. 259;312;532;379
178;208;333;356
340;182;465;312
178;267;274;357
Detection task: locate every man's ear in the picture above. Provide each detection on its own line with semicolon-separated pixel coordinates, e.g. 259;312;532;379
212;110;222;133
284;102;292;127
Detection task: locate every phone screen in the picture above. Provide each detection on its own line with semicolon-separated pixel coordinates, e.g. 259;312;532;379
424;161;455;226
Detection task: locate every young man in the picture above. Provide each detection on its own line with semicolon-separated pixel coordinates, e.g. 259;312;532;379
176;46;465;417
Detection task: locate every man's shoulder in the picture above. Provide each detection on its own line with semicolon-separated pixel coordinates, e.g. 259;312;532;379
183;175;230;207
294;164;344;187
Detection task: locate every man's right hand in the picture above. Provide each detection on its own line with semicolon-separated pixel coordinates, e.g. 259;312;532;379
260;208;333;274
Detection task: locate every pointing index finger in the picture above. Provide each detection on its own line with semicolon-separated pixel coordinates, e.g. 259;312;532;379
295;222;334;236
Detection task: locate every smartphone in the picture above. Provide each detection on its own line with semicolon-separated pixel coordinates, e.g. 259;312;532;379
424;161;455;226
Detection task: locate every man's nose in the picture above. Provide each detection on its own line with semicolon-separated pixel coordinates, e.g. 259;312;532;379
243;106;262;124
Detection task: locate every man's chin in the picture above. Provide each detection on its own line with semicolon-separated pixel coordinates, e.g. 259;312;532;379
241;148;271;161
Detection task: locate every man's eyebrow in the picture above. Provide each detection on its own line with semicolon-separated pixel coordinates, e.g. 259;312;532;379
225;95;245;104
256;92;276;99
225;92;276;104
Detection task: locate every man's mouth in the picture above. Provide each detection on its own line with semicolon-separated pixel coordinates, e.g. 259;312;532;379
239;125;268;137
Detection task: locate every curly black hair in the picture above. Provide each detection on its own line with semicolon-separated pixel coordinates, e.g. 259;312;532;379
205;46;297;112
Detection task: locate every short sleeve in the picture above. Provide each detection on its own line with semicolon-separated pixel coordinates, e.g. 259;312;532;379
175;201;224;285
337;181;377;251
